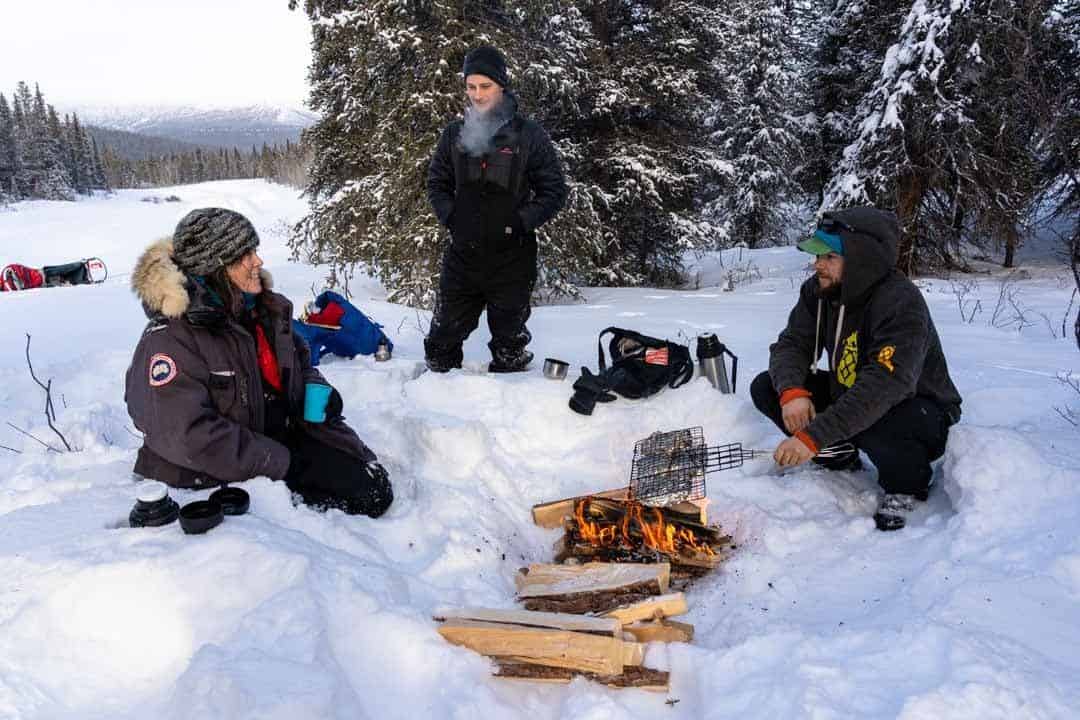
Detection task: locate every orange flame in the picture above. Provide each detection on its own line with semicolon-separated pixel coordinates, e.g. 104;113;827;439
574;499;715;557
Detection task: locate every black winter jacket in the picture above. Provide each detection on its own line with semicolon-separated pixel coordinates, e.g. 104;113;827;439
769;207;962;450
427;93;567;249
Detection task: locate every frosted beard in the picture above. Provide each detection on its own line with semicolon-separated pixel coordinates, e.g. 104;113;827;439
460;95;514;157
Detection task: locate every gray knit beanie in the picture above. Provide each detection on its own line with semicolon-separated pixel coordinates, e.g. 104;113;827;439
172;208;260;275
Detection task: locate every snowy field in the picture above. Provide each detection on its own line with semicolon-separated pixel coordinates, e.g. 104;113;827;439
1;180;1079;719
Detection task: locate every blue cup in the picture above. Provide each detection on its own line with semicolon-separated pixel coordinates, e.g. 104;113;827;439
303;383;333;423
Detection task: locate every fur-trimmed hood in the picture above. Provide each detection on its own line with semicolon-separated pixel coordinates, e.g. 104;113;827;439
131;238;273;319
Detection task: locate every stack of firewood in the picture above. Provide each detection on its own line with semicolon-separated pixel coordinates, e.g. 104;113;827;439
435;486;732;693
435;562;687;691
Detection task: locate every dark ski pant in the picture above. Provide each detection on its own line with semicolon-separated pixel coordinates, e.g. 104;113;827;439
424;244;536;369
750;370;953;496
284;431;393;518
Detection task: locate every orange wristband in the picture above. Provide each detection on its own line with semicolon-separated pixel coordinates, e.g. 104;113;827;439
794;430;819;454
780;387;812;406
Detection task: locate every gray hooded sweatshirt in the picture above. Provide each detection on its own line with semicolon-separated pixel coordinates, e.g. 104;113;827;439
768;207;962;450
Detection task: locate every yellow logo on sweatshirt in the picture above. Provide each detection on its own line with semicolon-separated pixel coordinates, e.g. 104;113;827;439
836;332;858;388
877;345;896;373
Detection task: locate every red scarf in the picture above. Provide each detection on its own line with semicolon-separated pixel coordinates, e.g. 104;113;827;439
254;322;282;393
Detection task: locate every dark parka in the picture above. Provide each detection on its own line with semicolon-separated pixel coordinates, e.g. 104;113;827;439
124;239;374;489
768;207;962;450
424;92;567;367
427;93;567;251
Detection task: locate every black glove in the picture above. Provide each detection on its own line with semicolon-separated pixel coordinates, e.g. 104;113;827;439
569;368;616;415
326;388;343;420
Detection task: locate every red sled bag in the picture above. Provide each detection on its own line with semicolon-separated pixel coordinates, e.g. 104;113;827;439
1;264;44;292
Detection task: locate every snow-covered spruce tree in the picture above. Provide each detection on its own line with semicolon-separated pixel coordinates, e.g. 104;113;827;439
12;84;74;201
570;0;731;284
291;0;729;305
1037;1;1079;264
806;0;909;206
0;94;16;199
709;0;806;248
822;0;1060;273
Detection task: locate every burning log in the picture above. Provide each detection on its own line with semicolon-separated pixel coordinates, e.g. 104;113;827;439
554;497;734;575
531;487;708;529
515;562;670;614
494;660;670;692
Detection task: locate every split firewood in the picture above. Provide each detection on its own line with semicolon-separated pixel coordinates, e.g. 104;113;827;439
515;562;670;614
437;619;630;675
531;488;707;529
433;608;621;636
622;619;694;644
494;661;670;692
601;593;688;623
532;488;630;528
516;562;671;596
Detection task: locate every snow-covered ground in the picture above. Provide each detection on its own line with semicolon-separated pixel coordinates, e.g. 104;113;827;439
1;181;1078;719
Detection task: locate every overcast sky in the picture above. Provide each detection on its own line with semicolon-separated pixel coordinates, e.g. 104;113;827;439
0;1;312;109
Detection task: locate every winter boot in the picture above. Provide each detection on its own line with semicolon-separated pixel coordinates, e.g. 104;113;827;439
488;348;534;374
873;493;920;531
424;341;463;373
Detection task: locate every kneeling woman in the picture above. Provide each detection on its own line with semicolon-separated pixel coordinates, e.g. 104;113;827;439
125;208;393;517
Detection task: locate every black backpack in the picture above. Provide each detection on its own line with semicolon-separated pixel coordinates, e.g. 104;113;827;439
569;327;694;414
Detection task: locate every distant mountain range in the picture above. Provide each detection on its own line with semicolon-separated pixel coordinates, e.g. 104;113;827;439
68;104;319;152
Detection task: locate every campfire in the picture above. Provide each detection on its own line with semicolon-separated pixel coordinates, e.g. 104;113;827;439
567;497;726;562
436;427;751;694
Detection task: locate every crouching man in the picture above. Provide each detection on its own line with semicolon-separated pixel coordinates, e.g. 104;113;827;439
750;207;962;530
125;208;393;517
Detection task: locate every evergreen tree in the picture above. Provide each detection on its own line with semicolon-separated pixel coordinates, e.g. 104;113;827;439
822;0;1061;272
710;0;807;248
291;0;730;305
0;94;16;198
806;0;908;206
89;136;109;191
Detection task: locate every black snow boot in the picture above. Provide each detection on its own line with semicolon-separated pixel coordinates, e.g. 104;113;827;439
489;348;534;373
873;493;919;531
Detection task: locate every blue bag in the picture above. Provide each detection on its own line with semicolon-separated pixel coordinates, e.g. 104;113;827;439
293;291;393;366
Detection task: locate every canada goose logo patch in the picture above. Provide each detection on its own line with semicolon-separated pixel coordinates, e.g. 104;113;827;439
149;354;178;387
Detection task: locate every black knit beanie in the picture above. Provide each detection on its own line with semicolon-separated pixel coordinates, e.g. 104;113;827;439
172;208;260;275
463;45;509;87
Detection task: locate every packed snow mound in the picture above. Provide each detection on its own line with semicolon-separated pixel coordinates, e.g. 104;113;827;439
1;181;1079;718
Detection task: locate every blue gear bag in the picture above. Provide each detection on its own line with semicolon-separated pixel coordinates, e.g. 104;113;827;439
293;291;393;366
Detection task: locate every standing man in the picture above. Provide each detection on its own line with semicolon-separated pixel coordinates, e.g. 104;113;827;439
425;45;568;373
750;207;962;531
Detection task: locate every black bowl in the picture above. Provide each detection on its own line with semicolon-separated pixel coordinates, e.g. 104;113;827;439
209;487;250;516
178;500;224;535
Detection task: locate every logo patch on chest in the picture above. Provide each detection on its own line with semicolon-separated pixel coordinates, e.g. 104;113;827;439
148;353;178;387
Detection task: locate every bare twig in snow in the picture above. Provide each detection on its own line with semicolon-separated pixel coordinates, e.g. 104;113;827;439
0;444;21;454
24;334;74;452
6;422;60;453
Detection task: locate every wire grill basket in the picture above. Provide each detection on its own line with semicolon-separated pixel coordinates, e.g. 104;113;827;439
629;426;756;507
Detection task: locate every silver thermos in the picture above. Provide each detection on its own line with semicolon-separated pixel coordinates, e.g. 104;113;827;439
696;333;737;393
